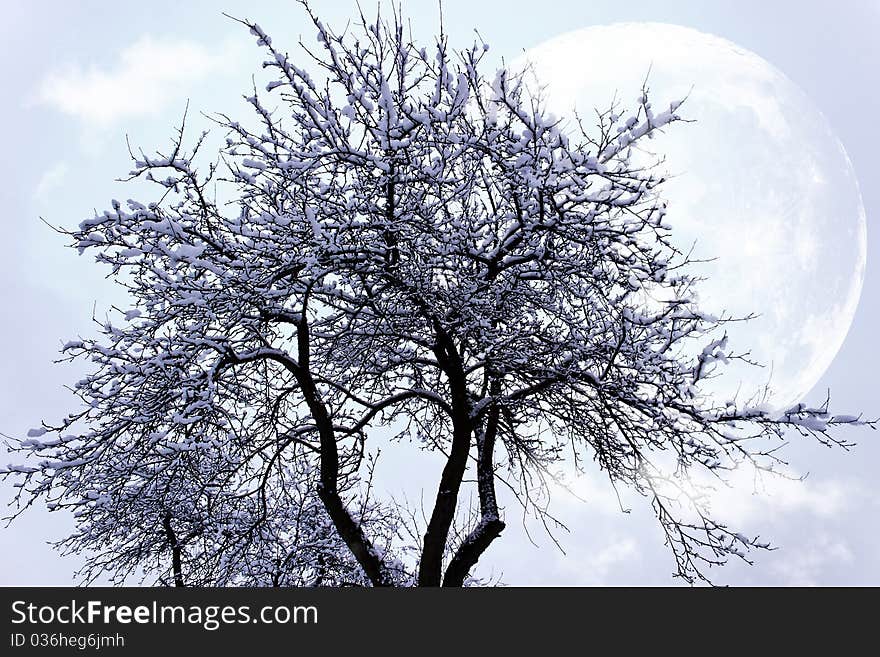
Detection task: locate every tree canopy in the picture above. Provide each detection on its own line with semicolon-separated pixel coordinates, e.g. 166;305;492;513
3;2;872;586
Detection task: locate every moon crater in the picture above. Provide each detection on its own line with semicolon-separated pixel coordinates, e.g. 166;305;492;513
519;23;867;408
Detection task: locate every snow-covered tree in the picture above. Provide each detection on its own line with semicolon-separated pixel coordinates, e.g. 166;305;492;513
3;2;872;586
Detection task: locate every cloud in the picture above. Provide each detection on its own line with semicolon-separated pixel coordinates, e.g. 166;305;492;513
586;538;640;578
771;535;854;586
36;36;240;124
550;456;862;530
552;473;630;516
701;467;860;526
555;537;640;585
33;162;69;201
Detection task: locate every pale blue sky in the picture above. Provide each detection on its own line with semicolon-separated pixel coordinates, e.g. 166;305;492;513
1;0;877;585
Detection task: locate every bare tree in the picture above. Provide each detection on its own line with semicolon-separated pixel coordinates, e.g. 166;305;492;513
3;2;872;586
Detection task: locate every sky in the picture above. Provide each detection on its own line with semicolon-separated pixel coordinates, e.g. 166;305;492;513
0;0;878;586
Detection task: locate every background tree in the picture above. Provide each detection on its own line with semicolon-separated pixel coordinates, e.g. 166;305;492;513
3;1;872;586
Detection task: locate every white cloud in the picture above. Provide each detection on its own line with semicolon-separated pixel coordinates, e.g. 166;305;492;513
36;36;241;124
551;455;862;529
702;467;860;526
33;161;69;201
559;537;641;585
587;538;640;577
771;535;854;586
552;473;630;516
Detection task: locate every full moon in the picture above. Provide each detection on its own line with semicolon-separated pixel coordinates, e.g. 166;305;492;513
518;23;867;409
